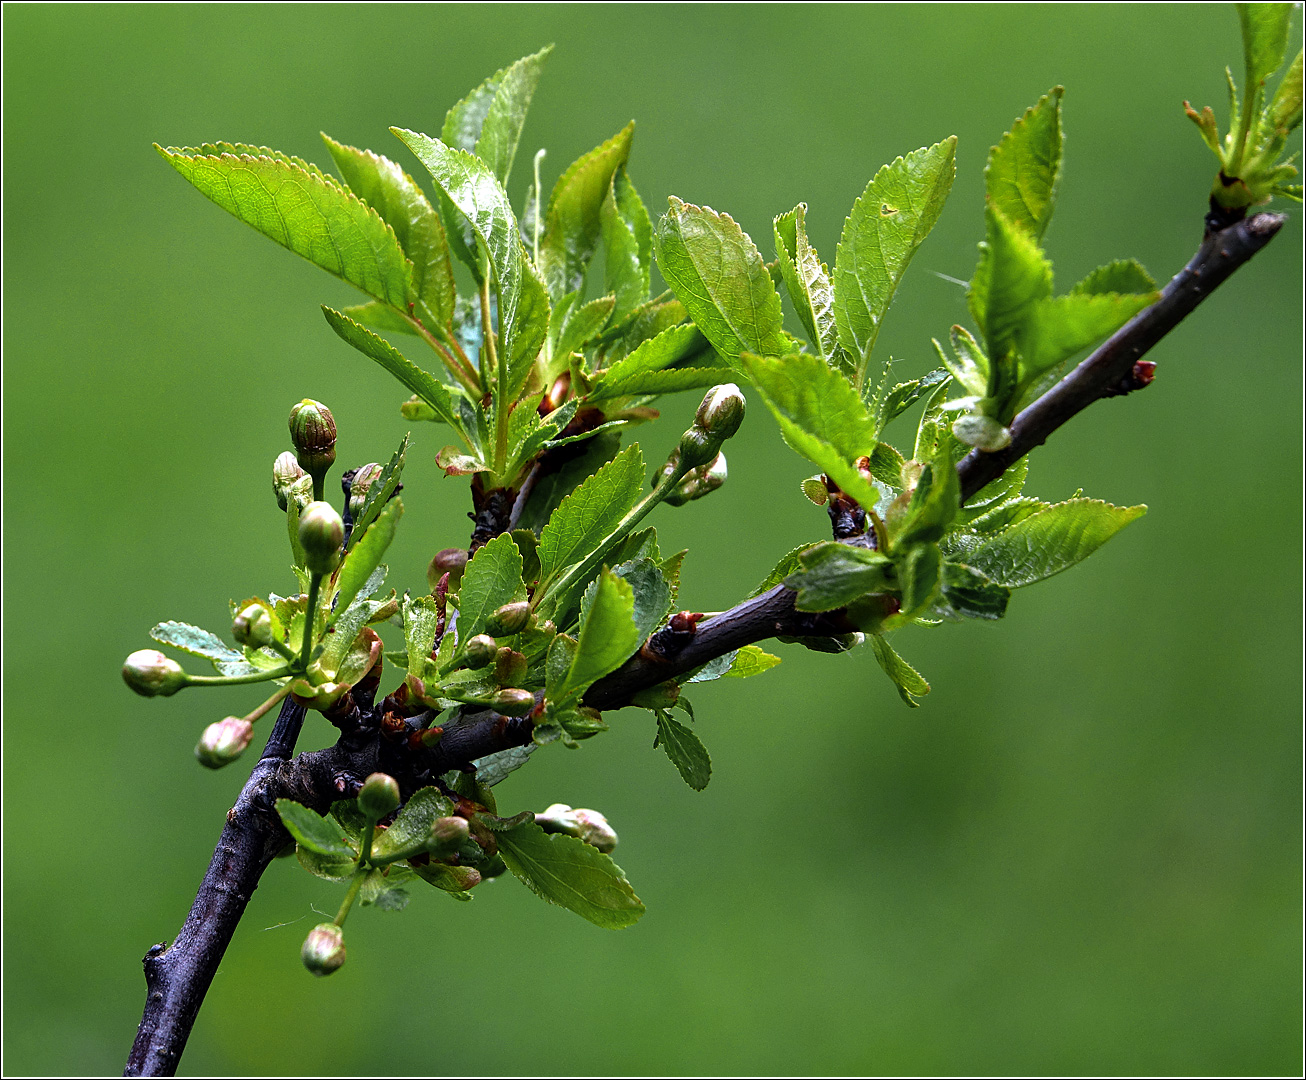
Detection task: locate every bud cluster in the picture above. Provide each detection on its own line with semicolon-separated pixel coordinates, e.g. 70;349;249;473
673;383;746;474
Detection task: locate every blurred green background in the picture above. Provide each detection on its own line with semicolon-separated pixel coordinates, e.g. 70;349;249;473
4;3;1301;1076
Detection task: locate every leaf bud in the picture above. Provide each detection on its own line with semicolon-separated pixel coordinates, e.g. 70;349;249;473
494;647;528;686
694;383;746;440
231;603;273;649
664;451;727;507
464;634;498;669
194;717;253;769
301;922;346;977
272;451;307;511
428;815;470;858
485;600;531;636
491;688;536;716
357;772;401;821
122;649;187;697
288;398;337;478
298;501;344;574
536;803;619;853
346;462;383;520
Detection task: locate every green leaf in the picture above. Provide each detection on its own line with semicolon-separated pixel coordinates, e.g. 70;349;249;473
896;445;960;547
875;368;950;435
590;324;720;399
360;869;411;911
752;543;818;596
540;123;635;303
149;621;242;666
1240;3;1292;108
156;144;410;309
297;845;356;882
654;197;789;363
322;307;461;429
537;443;644;590
322;134;455;329
600;557;671;641
739;351;881;513
275;799;355;858
515;429;621;535
555;295;616;359
785;542;893;612
402;595;442;681
870;634;930;707
938;561;1010;620
370;787;456;862
834;138;956;386
722;644;782;678
655;711;711;790
773;203;844;372
1070;259;1157;296
392;130;548;397
969;204;1053;363
334;499;403;621
458;532;527;642
984;89;1062;241
473;744;536;788
964;498;1146;587
349;434;409;547
557;569;640;701
494;818;645;928
1019;291;1157;380
896;542;942;615
601;166;653;323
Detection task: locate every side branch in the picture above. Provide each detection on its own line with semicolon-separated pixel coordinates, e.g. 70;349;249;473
956;212;1285;500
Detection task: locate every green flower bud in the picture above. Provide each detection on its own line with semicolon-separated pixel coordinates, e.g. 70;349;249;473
694;383;746;440
442;864;483;891
298;501;344;574
301;922;346;977
494;647;528;687
676;425;718;471
272;451;307;511
195;717;253;769
358;772;401;821
464;634;498;669
485;600;531;636
346;463;383;520
288;399;337;479
427;547;468;591
664;451;727;507
232;603;273;649
122;649;187;697
536;803;619;853
428;815;470;858
491;688;535;716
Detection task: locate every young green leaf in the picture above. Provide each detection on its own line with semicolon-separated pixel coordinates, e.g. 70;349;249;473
870;634;931;707
457;532;527;642
937;561;1010;620
605;557;672;641
773;202;845;372
537;443;644;590
149;622;243;666
555;295;617;360
494;818;645;929
1240;3;1292;117
601;166;653;323
349;434;409;547
590;324;725;400
964;498;1146;587
968;204;1053;364
985;89;1063;240
334;499;403;620
539;123;635;303
369;787;456;863
654;197;790;363
896;542;942;615
275;800;356;859
557;569;641;701
785;542;894;612
322;134;455;330
443;47;552;185
655;711;711;790
402;595;442;680
834;138;956;389
1070;259;1157;296
156;145;411;310
1018;291;1157;381
721;645;782;678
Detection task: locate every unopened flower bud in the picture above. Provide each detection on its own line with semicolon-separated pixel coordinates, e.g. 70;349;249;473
288;399;337;479
122;649;187;697
358;772;401;821
485;600;531;636
346;463;383;519
464;634;498;669
694;383;746;440
195;717;253;768
232;603;273;649
301;922;346;977
443;864;483;891
427;547;468;591
273;451;307;511
536;803;619;853
665;451;727;507
491;688;535;716
494;647;528;686
298;501;344;574
428;815;470;857
676;425;718;471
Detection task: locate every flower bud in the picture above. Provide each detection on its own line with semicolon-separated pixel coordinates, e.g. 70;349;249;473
694;383;746;440
494;647;528;686
664;451;727;507
122;649;187;697
346;463;383;520
232;603;273;649
676;425;718;471
427;547;468;591
485;600;531;636
428;815;470;858
288;399;337;479
358;772;401;821
491;688;535;716
298;501;344;574
272;451;307;511
464;634;498;669
301;922;346;977
536;803;619;853
195;717;253;768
